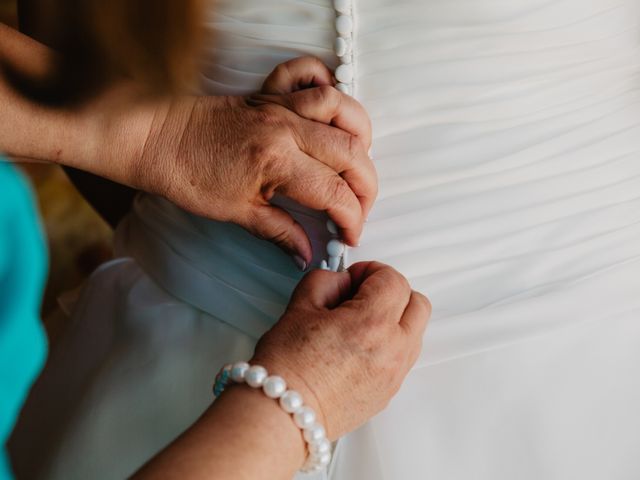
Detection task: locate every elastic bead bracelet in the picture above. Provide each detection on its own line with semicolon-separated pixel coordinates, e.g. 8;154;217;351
213;362;332;473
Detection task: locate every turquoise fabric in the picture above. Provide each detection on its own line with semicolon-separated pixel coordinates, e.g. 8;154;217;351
0;160;48;479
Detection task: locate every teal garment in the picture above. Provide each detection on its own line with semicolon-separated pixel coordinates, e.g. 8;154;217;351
0;160;48;479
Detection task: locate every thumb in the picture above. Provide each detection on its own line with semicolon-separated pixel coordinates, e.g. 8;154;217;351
244;204;312;271
290;269;352;309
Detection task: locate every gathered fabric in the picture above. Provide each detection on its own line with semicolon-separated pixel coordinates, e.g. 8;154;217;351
9;1;640;479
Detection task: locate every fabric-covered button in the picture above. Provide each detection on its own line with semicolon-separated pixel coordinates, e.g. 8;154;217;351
334;0;351;15
334;37;349;57
335;63;354;83
335;15;353;36
335;83;351;95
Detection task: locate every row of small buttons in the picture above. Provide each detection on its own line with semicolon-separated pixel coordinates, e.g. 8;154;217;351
321;0;356;272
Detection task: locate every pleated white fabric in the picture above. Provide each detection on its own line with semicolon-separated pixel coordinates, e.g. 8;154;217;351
10;1;640;479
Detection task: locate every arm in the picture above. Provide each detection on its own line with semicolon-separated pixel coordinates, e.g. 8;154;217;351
134;385;307;480
2;27;376;263
135;262;432;479
0;23;163;178
16;0;137;228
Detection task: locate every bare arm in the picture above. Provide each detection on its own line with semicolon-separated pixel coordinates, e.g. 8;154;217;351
16;0;137;228
0;23;162;177
2;26;376;263
135;262;431;479
134;385;307;480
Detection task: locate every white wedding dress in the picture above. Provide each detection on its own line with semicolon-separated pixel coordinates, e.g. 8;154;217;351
10;0;640;479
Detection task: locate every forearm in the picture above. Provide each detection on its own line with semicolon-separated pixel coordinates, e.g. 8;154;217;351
0;23;164;187
133;384;306;480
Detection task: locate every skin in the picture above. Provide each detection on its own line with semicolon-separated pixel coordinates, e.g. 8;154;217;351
134;262;431;480
0;23;375;266
2;20;429;480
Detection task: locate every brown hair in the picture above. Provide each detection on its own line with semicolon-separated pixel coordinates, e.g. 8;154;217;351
7;0;205;106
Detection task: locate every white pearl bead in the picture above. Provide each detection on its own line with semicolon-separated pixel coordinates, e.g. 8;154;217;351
230;361;250;382
335;64;354;84
333;0;351;14
245;365;268;388
314;451;332;466
309;437;332;455
263;375;287;399
341;53;353;64
279;390;304;413
302;461;324;473
335;15;353;36
293;406;316;429
326;219;338;234
335;83;351;95
327;239;345;257
303;423;326;443
334;37;348;57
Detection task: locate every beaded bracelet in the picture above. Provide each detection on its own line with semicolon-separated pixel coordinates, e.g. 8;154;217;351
213;362;332;473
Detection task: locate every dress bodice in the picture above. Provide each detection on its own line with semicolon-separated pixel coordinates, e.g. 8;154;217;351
13;3;640;480
118;0;640;364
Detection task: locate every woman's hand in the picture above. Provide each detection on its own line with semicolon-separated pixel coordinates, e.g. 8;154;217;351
135;262;430;479
252;261;431;439
116;57;375;267
1;32;374;266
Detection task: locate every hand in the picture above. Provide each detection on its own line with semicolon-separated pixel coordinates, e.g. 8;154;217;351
131;58;375;268
251;261;431;440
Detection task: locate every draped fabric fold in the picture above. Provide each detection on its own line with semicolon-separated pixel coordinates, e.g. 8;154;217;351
9;1;640;479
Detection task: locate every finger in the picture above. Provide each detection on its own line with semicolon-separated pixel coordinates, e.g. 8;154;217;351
277;153;364;246
262;56;335;94
295;119;377;219
344;262;412;321
244;204;313;270
252;86;372;148
290;269;352;309
399;291;432;337
250;88;377;219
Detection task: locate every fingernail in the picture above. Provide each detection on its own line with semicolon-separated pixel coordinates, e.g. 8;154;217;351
293;255;308;272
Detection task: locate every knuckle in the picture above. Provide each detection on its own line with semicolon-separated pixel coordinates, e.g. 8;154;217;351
301;268;333;288
249;143;282;178
251;133;295;174
416;292;433;316
273;62;292;80
256;104;296;130
250;210;291;245
300;55;325;69
318;84;339;105
253;103;282;124
346;133;363;162
380;266;411;293
330;176;354;206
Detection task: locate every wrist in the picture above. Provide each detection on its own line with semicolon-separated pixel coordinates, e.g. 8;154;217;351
214;361;333;472
131;95;196;197
78;82;168;188
250;355;329;440
215;382;308;472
